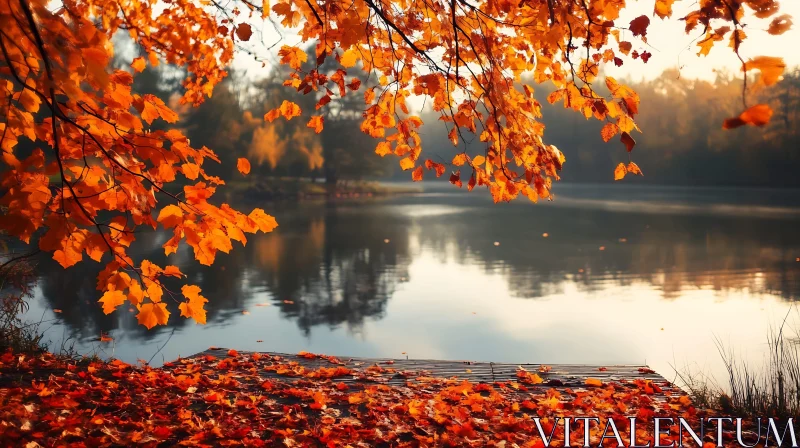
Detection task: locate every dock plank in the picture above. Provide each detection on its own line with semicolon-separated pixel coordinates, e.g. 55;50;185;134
188;348;677;395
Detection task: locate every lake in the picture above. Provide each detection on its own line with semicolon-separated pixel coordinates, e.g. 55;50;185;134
25;182;800;386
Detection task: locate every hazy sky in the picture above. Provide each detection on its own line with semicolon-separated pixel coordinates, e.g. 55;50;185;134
605;0;799;82
231;1;798;104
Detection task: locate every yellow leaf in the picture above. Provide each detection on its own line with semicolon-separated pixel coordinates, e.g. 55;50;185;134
614;163;626;181
340;48;359;68
375;141;392;157
237;157;251;175
399;157;415;170
586;378;603;387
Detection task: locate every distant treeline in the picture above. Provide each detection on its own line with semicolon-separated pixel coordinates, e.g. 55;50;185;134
412;68;800;188
127;41;799;188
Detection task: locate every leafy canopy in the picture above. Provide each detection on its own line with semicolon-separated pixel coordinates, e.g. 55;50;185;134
0;0;789;327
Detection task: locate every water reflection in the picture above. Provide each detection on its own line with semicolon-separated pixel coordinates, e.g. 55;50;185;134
27;184;800;380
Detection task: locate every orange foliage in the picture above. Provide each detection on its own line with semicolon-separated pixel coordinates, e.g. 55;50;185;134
0;0;787;326
0;350;748;447
722;104;774;129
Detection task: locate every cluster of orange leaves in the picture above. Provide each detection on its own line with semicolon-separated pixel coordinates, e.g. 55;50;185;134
0;0;790;327
0;349;740;447
0;0;277;328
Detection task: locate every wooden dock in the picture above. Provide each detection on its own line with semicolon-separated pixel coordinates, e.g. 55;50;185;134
190;348;678;395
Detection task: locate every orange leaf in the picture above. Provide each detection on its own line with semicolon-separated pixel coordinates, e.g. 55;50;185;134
99;290;126;315
723;104;773;129
654;0;675;19
157;205;183;229
452;154;468;166
424;159;446;177
585;378;603;387
600;122;619;142
278;100;302;120
131;57;146;73
179;284;208;324
626;162;643;176
744;56;785;86
411;166;423;182
181;163;200;180
307;115;324;133
448;127;458;145
278;45;308;70
264;108;280;122
237;158;251;175
248;208;278;233
767;15;792;36
136;302;170;329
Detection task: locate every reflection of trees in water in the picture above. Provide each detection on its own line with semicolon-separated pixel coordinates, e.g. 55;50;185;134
35;194;800;342
409;200;800;301
36;227;255;342
35;200;412;339
250;202;411;335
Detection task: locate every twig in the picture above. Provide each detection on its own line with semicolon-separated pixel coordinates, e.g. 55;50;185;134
148;328;176;365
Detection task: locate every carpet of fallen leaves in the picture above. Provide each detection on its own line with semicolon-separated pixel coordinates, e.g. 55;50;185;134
0;349;731;447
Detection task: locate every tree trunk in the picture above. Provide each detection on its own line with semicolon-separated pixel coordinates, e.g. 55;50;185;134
323;145;337;197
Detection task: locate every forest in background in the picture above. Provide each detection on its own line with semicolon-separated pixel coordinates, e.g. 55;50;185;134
123;41;800;189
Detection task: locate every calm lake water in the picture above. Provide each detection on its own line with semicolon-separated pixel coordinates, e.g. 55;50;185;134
25;182;800;385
